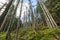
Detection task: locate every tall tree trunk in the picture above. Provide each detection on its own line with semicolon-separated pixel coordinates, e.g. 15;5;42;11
0;0;14;26
16;0;23;40
5;0;21;39
28;0;34;27
37;0;58;28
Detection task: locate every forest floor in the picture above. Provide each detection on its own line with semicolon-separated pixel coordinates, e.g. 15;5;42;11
0;26;60;40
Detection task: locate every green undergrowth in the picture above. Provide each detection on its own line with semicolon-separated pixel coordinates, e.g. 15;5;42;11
0;26;60;40
0;32;6;40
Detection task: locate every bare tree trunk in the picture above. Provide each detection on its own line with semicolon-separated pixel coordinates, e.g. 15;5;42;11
37;0;58;28
16;0;23;40
28;0;34;27
0;0;14;31
33;9;37;32
28;9;31;27
5;0;21;40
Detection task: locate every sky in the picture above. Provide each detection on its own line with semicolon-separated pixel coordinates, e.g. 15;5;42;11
24;0;37;5
24;0;37;9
